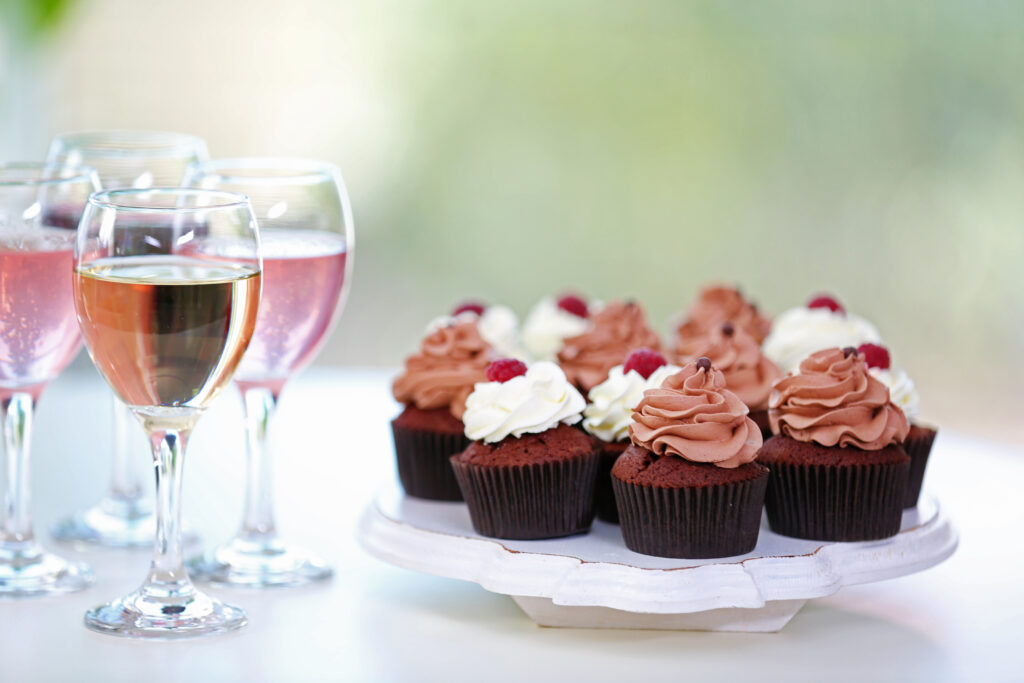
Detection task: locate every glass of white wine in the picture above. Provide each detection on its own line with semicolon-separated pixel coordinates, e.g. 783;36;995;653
74;188;261;638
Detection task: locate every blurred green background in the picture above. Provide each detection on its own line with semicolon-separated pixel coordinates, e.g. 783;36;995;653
1;0;1021;443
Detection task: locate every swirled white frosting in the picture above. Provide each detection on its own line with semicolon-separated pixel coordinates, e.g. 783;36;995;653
425;305;523;359
582;363;681;443
869;367;920;421
462;361;586;443
762;307;881;375
521;297;591;361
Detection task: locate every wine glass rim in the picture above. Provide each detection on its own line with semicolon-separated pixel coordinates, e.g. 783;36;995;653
50;130;208;158
188;157;342;185
0;161;98;187
89;187;251;213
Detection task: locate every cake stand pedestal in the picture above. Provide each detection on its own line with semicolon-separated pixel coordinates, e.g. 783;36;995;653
357;483;957;632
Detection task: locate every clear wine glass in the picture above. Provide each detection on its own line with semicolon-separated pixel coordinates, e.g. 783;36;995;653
183;158;353;588
75;188;260;637
47;130;209;549
0;162;97;597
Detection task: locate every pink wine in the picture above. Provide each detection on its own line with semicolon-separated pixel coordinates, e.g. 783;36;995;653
74;256;261;409
230;229;347;392
0;229;82;392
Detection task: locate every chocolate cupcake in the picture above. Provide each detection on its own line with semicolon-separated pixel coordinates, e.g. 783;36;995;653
675;321;781;441
391;320;494;500
581;349;680;523
451;360;600;539
557;300;662;392
674;284;772;345
860;343;938;508
520;292;594;362
612;358;768;559
761;347;911;541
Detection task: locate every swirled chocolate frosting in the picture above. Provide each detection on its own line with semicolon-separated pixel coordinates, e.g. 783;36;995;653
557;300;662;391
675;285;771;344
675;322;782;410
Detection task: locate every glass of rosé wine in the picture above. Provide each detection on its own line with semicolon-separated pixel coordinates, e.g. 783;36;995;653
47;130;209;549
75;188;261;637
183;158;353;588
0;163;98;597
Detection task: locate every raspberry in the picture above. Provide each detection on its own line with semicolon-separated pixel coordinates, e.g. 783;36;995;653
857;343;891;370
556;293;588;318
486;358;528;383
623;348;667;379
807;294;844;314
452;300;485;316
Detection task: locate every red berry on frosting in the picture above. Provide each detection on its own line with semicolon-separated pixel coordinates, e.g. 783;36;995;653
807;294;845;314
857;343;891;370
486;358;528;383
556;293;589;318
623;348;667;379
452;300;486;316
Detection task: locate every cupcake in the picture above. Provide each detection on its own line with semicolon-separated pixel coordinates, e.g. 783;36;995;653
451;360;600;539
859;343;937;508
675;321;782;440
557;299;662;392
674;284;772;344
427;299;522;359
581;349;681;523
391;319;494;500
760;347;910;541
520;292;593;362
612;357;768;559
762;293;881;375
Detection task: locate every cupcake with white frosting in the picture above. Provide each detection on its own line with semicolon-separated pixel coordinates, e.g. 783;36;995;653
582;349;680;523
451;360;601;539
859;343;937;508
762;293;881;375
520;292;594;362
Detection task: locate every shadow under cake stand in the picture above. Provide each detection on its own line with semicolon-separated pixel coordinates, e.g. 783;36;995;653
358;482;957;632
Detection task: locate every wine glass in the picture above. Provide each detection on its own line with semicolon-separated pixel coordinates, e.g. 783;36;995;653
183;158;353;588
47;130;209;549
0;162;97;597
75;188;260;637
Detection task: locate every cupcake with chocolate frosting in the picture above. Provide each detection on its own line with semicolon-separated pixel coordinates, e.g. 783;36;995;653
760;347;911;541
451;360;600;539
611;357;769;558
557;300;662;392
675;321;782;440
675;284;772;345
391;320;494;500
582;349;681;524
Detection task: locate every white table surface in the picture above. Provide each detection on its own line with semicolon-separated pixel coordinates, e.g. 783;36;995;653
1;367;1020;683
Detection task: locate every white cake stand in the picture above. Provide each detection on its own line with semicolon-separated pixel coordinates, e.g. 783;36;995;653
358;483;957;632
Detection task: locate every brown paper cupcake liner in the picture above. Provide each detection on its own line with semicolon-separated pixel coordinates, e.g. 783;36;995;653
595;449;623;524
764;459;909;541
611;468;769;559
450;450;601;540
903;428;937;508
391;421;468;501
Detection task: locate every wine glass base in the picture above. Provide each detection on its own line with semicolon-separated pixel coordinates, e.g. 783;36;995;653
188;539;333;589
51;501;199;549
84;588;247;639
0;543;94;598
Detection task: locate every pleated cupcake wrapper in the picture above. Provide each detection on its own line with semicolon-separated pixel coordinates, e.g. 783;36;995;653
450;450;601;540
763;458;909;542
611;469;769;559
903;429;937;508
391;422;468;501
594;449;621;524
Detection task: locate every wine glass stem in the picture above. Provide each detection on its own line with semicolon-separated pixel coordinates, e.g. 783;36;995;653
239;386;278;543
110;398;146;501
145;423;192;590
1;393;34;544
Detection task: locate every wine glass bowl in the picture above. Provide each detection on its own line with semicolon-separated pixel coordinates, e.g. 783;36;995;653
75;188;260;637
184;158;353;588
0;162;98;597
48;130;210;549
